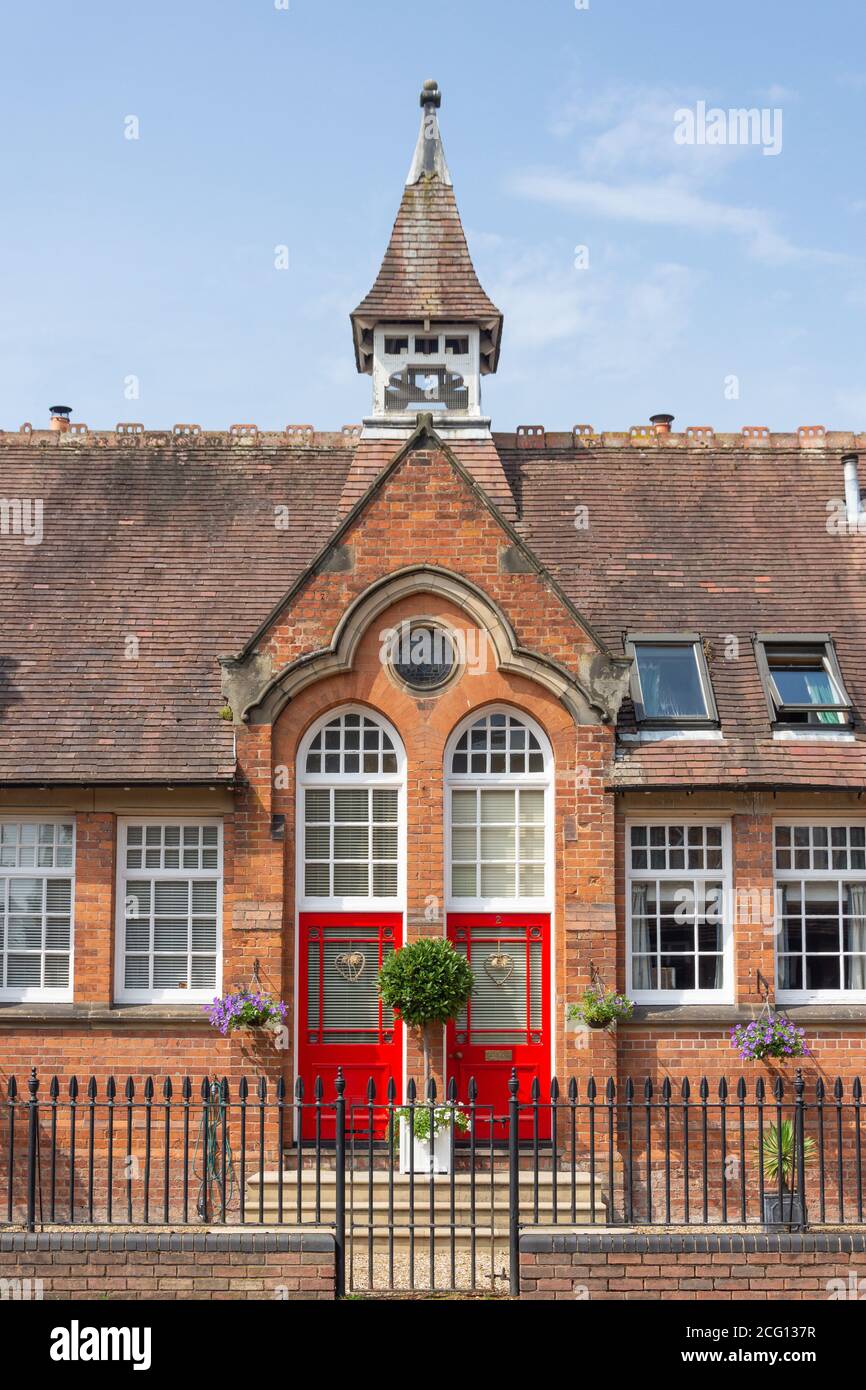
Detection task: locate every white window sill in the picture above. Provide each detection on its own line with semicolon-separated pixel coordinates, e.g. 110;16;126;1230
299;899;404;912
446;899;551;914
631;993;733;1007
0;991;73;1005
619;729;723;744
772;729;855;742
777;991;866;1005
114;993;217;1007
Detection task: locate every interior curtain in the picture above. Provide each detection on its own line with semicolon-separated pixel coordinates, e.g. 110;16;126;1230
631;882;652;990
640;656;688;718
847;884;866;989
805;670;841;725
777;885;793;990
709;902;724;989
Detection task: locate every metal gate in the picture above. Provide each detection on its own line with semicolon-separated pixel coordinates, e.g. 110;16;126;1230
343;1082;512;1295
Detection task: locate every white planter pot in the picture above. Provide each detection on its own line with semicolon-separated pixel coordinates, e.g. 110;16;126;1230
398;1117;453;1175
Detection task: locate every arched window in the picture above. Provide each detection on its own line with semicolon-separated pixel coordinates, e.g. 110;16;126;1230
298;708;405;907
446;708;552;910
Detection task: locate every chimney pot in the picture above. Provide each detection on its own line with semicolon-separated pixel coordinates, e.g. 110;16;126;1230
49;405;72;434
650;413;674;435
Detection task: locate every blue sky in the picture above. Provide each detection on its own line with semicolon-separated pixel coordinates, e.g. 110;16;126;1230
1;0;864;433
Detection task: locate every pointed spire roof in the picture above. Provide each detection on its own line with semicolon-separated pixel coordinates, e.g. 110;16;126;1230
351;81;503;374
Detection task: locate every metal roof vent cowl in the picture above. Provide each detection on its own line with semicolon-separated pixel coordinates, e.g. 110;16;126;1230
842;452;861;525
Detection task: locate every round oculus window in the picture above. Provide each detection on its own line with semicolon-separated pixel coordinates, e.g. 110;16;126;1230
390;624;456;690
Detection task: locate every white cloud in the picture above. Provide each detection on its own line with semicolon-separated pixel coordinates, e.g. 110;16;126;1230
482;238;698;381
509;169;808;263
524;79;847;266
551;85;742;182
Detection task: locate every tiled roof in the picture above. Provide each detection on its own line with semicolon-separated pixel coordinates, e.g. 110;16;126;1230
351;180;502;336
499;427;866;788
0;431;355;782
3;422;866;791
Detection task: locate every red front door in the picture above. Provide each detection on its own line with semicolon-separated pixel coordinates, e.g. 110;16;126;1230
298;912;402;1139
446;913;551;1140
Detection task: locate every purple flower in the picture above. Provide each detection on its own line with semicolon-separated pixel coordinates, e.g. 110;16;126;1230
730;1013;807;1062
204;990;287;1036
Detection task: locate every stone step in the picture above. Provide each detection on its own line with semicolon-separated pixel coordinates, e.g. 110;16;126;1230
245;1170;606;1228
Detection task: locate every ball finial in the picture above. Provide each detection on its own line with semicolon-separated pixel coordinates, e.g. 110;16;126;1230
420;79;441;109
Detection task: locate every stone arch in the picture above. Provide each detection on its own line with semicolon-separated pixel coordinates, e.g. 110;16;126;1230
227;565;619;726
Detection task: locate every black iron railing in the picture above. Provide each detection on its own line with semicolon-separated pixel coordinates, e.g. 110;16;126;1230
2;1067;865;1295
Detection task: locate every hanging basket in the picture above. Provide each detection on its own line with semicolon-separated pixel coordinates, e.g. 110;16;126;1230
729;1012;808;1064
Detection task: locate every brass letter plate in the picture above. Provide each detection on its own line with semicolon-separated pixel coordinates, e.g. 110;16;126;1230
484;1049;513;1061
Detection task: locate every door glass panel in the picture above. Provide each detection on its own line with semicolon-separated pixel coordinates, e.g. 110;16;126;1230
460;927;533;1045
306;928;395;1045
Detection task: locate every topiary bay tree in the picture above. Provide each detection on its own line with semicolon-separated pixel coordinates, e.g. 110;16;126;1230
378;937;474;1088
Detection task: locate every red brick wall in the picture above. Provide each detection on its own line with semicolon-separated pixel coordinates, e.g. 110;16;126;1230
0;1231;335;1300
73;814;116;1007
520;1232;866;1300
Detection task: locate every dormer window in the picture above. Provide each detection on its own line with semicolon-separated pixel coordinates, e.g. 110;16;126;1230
414;336;439;355
627;634;718;727
384;336;409;355
755;635;852;728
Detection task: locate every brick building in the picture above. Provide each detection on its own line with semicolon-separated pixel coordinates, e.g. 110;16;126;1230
2;79;866;1131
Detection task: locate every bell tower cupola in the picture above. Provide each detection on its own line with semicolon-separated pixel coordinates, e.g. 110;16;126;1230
351;81;503;440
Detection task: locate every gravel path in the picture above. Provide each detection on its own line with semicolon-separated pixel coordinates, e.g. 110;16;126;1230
347;1238;510;1294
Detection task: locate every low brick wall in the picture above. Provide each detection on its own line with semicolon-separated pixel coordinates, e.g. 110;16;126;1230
0;1230;335;1300
520;1231;866;1300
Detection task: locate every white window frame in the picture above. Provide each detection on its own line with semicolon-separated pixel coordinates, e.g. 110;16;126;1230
774;817;866;1004
296;706;407;912
0;815;75;1003
445;706;554;914
114;817;223;1004
625;816;734;1005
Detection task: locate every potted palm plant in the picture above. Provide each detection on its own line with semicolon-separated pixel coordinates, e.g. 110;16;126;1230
378;937;474;1174
759;1120;815;1228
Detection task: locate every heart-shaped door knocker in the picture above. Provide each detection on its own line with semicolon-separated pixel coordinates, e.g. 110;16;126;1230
484;946;514;987
334;949;365;982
